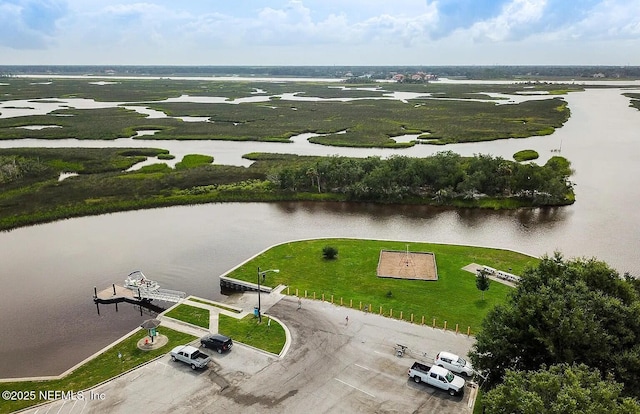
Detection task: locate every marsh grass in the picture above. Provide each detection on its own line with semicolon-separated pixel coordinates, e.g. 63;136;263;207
0;79;575;147
513;149;540;162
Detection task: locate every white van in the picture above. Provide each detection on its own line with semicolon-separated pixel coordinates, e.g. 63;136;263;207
435;351;474;377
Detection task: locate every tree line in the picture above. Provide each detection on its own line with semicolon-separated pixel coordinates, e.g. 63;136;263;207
268;152;573;206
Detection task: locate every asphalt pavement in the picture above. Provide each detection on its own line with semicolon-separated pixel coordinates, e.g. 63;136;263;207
16;291;477;414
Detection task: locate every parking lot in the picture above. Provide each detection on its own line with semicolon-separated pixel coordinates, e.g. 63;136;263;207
20;295;477;413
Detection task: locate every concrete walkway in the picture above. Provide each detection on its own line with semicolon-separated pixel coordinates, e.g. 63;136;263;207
158;285;292;357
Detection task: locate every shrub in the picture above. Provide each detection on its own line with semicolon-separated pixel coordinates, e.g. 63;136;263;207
322;245;338;260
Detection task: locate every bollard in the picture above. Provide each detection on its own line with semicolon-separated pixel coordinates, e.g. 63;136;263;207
359;301;362;310
287;286;290;295
421;315;425;325
467;326;471;336
340;297;343;306
313;292;316;299
456;323;459;334
322;293;325;302
350;299;353;308
444;321;447;330
295;288;298;296
411;314;414;323
380;306;382;315
112;283;116;295
331;295;334;304
390;309;393;317
93;286;97;298
400;311;403;320
433;318;436;328
305;290;307;298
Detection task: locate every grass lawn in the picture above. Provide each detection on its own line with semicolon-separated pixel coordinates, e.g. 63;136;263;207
218;314;286;355
164;304;210;328
0;328;196;414
224;238;539;333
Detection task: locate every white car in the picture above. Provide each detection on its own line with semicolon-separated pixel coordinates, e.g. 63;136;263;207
435;351;474;377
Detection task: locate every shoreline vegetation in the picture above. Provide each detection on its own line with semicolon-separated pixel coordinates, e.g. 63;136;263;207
0;79;575;147
0;148;574;231
0;78;576;231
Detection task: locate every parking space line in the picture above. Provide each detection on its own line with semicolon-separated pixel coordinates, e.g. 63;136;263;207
334;378;375;398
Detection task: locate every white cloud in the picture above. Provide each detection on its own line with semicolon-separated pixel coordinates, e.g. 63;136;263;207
465;0;547;42
1;0;639;65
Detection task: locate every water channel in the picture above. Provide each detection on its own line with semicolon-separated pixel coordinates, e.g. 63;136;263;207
1;86;639;378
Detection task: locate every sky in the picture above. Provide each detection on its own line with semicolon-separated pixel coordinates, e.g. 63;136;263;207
1;0;639;66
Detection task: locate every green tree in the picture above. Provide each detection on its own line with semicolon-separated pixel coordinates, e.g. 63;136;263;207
470;253;640;397
483;364;640;414
476;268;490;300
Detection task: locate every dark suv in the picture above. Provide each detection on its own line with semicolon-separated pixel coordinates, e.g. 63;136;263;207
200;334;233;353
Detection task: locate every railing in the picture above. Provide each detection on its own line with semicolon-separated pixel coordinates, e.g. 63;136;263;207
134;287;186;303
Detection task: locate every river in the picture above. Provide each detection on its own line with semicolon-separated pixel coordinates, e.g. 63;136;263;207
0;86;639;378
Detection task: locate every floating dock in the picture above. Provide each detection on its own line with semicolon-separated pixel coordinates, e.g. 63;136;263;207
94;271;186;305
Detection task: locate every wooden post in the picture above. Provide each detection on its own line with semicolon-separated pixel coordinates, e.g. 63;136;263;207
295;288;298;296
313;292;316;299
359;301;362;310
456;323;459;334
390;309;393;317
379;306;382;315
399;311;403;320
421;315;425;325
322;293;325;302
433;318;436;328
331;295;334;304
411;314;414;323
444;321;447;330
350;299;352;308
305;290;307;298
340;297;343;306
287;286;290;295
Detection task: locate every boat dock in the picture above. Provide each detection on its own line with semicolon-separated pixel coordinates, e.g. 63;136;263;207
93;271;187;305
93;284;186;304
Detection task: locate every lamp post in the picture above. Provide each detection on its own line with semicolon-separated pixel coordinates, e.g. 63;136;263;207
257;267;279;323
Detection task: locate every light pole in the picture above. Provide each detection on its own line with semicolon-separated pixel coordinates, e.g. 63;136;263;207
257;267;279;323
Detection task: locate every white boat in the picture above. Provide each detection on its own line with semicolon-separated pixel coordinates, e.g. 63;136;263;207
124;270;160;291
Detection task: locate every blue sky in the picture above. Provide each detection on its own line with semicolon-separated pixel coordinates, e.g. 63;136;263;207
1;0;639;65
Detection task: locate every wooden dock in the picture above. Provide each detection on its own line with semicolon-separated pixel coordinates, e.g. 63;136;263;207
94;284;142;304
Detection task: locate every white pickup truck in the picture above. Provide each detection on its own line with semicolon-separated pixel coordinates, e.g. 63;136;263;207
408;361;465;396
170;345;211;370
